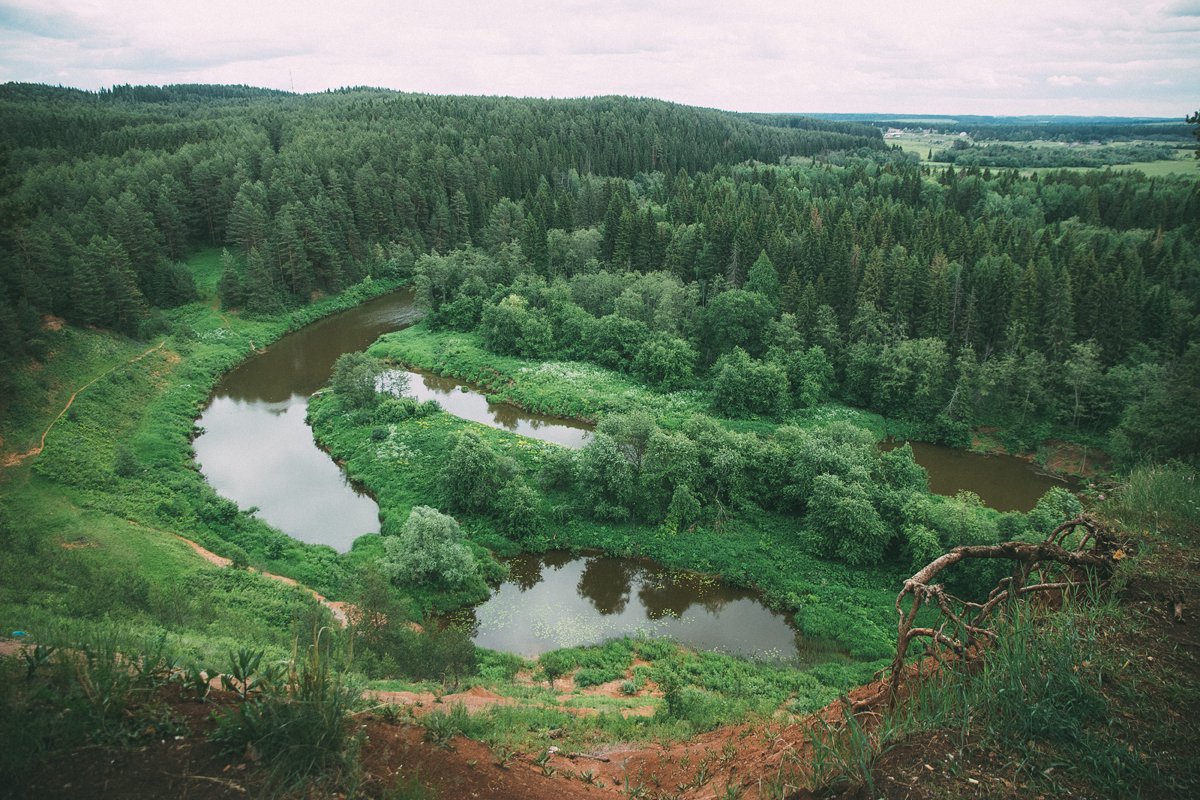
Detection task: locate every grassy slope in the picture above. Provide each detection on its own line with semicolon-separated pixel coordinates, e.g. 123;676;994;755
1;328;144;456
810;465;1200;799
185;246;227;296
0;263;411;661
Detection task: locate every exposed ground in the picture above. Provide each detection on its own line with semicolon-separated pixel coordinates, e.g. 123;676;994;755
7;540;1197;800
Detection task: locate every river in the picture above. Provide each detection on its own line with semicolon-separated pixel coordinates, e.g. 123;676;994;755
191;288;1074;657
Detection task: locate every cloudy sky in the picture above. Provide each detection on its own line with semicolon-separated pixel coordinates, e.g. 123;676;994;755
1;0;1196;117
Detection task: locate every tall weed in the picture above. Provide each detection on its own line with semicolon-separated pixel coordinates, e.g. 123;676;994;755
212;627;357;787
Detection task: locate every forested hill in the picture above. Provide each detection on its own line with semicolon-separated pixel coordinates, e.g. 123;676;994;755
2;84;1198;463
0;83;882;360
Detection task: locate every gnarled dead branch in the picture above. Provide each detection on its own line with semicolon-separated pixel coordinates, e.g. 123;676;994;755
888;515;1119;695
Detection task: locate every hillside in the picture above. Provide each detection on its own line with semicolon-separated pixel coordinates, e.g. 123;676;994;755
1;87;1198;798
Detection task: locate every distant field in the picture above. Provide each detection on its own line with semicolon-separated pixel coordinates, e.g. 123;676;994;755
1087;157;1200;177
888;132;1199;177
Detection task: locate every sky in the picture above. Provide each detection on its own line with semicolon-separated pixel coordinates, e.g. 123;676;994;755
0;0;1196;117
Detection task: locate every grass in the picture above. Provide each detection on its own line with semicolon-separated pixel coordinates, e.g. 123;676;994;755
308;389;906;660
807;461;1200;797
810;599;1150;796
0;625;189;787
0;472;339;669
369;324;708;424
1019;156;1200;177
1;252;417;664
0;327;147;455
211;628;360;789
368;322;896;438
1104;462;1200;539
184;246;228;297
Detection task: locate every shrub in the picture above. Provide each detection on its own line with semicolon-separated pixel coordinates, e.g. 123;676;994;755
330;352;391;409
440;430;515;514
711;348;789;418
379;506;479;590
494;479;544;541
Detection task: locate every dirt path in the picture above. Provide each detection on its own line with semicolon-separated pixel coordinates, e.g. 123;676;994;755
2;340;167;468
168;529;354;627
117;519;356;628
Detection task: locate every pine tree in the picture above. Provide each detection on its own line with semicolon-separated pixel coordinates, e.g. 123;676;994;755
226;181;270;254
217;249;246;310
745;250;780;301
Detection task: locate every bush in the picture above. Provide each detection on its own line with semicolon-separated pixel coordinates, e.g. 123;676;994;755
711;347;789;418
440;430;514;514
330;352;391;409
539;447;576;490
662;685;743;731
375;396;420;423
494;479;543;541
379;506;479;590
807;473;890;567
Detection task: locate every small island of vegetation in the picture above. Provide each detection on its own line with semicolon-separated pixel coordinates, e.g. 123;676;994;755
1;85;1197;798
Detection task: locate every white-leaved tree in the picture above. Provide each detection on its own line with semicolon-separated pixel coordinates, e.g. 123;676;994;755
379;506;478;589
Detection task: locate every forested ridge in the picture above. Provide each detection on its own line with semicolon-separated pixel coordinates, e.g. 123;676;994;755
2;83;1198;464
2;84;1200;798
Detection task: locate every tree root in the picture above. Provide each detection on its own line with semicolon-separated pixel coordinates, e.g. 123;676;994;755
887;514;1121;696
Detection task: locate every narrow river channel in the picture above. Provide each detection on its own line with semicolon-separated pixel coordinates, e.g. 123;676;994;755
193;290;421;551
192;289;1075;659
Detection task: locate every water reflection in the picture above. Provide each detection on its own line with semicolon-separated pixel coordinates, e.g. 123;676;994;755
400;369;592;448
195;290;421;551
882;439;1077;512
464;551;819;662
577;557;636;615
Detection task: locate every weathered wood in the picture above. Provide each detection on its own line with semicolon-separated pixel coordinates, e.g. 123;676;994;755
887;515;1117;695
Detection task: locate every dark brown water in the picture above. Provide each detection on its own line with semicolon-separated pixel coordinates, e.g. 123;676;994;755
402;369;592;448
885;439;1076;512
457;551;837;663
193;291;422;551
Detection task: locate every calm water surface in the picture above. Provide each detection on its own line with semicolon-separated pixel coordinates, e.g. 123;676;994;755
885;439;1075;512
192;289;590;551
455;551;837;663
401;369;591;448
193;290;421;551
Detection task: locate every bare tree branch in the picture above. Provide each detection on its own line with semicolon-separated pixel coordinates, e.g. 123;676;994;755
887;515;1119;695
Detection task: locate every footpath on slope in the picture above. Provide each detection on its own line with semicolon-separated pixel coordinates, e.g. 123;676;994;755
125;520;356;628
1;340;167;468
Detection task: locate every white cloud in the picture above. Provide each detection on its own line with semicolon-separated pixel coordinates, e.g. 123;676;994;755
0;0;1195;116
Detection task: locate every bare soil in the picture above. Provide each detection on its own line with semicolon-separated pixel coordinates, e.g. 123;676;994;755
6;558;1197;800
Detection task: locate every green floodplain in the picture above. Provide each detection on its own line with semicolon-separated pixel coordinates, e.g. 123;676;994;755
1;85;1198;796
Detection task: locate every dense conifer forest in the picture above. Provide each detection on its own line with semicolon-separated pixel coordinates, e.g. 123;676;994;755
1;84;1198;798
4;83;1196;461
